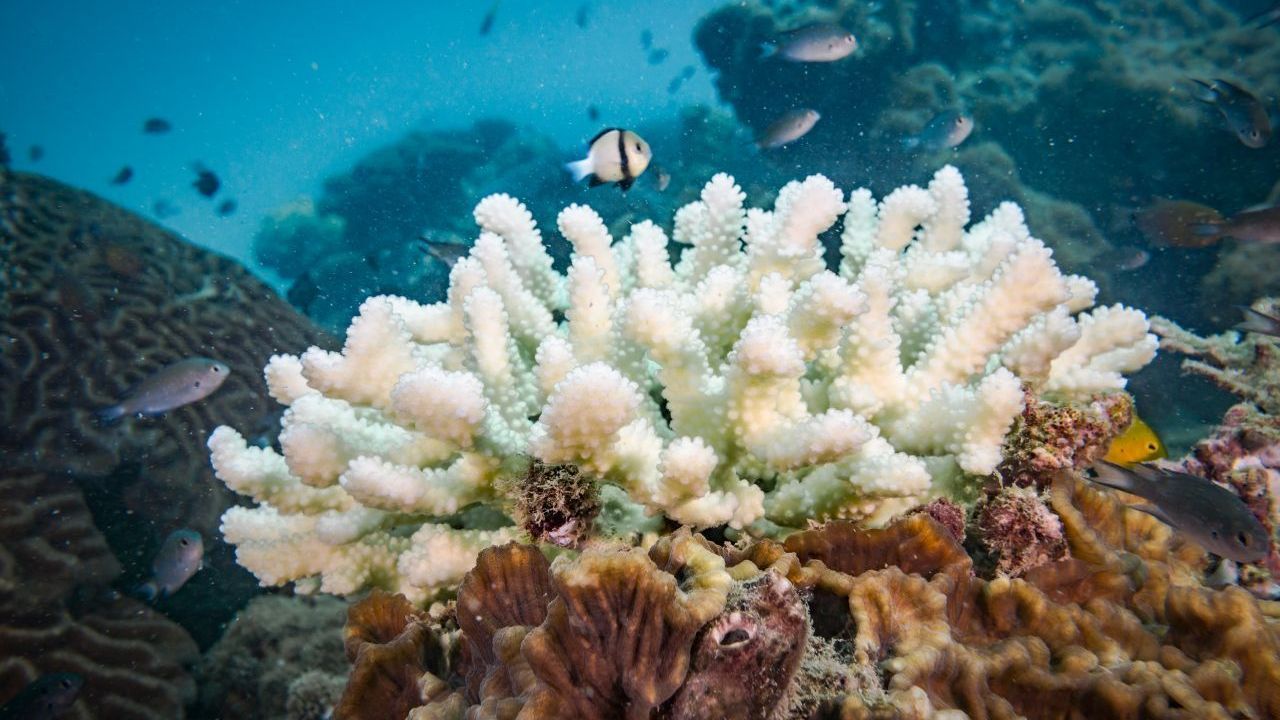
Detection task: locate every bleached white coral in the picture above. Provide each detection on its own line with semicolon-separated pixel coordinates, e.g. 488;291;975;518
209;166;1156;603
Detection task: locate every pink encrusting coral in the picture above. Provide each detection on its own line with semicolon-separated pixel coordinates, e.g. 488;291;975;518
998;387;1133;490
976;485;1069;577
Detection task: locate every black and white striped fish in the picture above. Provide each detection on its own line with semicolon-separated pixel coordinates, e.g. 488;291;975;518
565;128;652;191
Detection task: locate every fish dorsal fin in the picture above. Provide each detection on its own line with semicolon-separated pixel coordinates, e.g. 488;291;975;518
588;127;622;147
1090;460;1142;495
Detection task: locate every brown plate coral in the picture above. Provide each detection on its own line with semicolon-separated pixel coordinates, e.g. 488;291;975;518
332;475;1280;719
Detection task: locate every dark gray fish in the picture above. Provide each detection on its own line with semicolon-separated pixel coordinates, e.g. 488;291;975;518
1236;305;1280;338
760;23;857;62
143;117;172;134
1089;461;1270;563
756;108;820;149
904;110;974;151
1098;245;1150;272
152;199;178;218
647;48;669;65
417;235;471;268
1189;78;1271;148
111;166;134;185
137;528;203;602
97;357;230;422
192;165;220;197
479;0;499;35
575;2;589;28
587;105;600;122
640;29;653;51
217;198;237;216
1189;205;1280;243
667;75;684;95
0;673;83;720
28;145;43;162
1247;3;1280;28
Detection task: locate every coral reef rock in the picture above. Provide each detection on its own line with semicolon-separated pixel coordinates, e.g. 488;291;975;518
0;469;199;720
211;166;1156;604
0;170;332;535
1154;302;1280;594
196;594;349;720
333;476;1280;719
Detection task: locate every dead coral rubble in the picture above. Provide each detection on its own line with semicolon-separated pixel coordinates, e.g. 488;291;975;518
332;477;1280;719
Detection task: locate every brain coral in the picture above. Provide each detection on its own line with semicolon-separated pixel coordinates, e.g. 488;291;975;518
210;166;1156;604
0;469;199;720
333;475;1280;719
0;170;332;534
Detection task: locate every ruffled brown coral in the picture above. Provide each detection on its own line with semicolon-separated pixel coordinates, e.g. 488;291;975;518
0;170;331;535
336;475;1280;719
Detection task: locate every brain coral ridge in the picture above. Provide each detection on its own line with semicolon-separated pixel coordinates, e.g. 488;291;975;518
210;165;1157;603
334;476;1280;720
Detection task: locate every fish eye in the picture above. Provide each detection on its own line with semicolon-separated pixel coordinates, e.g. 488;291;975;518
194;381;201;388
179;538;189;545
60;679;72;688
1211;530;1220;539
1238;532;1250;546
1147;443;1156;451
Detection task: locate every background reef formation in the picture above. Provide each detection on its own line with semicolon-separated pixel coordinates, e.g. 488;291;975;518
1154;300;1280;595
333;477;1280;719
0;168;334;716
211;166;1156;605
0;170;331;537
693;0;1280;325
0;469;199;720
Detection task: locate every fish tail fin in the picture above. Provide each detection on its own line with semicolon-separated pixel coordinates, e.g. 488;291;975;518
758;42;777;60
1089;460;1148;496
95;405;125;424
1236;306;1280;335
134;581;160;603
564;158;593;183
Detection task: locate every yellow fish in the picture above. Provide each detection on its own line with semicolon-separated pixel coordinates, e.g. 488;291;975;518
1104;415;1167;467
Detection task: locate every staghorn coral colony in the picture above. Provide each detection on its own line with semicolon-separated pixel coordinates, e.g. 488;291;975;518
209;166;1157;604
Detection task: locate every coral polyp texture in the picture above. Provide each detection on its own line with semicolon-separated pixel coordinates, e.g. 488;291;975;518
210;166;1156;603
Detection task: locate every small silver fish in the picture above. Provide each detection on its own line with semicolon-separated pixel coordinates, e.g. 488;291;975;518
1089;461;1270;564
757;108;820;149
137;528;203;602
1236;305;1280;338
904;110;974;151
760;23;857;62
1100;245;1150;272
1189;78;1271;148
0;673;83;720
1188;205;1280;244
656;167;671;192
417;234;471;268
97;357;230;422
565;128;652;191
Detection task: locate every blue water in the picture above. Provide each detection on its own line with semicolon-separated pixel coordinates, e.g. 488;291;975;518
0;0;720;268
